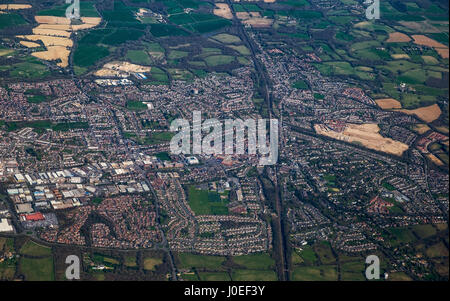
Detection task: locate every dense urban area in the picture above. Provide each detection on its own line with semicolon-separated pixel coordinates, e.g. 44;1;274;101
0;0;448;281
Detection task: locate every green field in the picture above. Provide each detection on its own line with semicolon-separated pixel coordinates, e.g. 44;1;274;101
4;120;89;132
198;272;231;281
127;101;148;111
205;55;235;66
19;257;55;281
124;255;137;268
212;34;242;44
232;253;275;270
314;241;336;265
412;224;437;239
73;44;109;67
340;261;365;281
297;245;318;264
168;50;189;60
231;269;278;281
388;227;416;246
292;265;338;281
126;50;151;65
187;185;229;215
178;253;226;270
146;67;169;84
0;13;27;29
292;79;308;89
20;241;52;257
426;242;448;258
228;45;251;56
143;257;163;271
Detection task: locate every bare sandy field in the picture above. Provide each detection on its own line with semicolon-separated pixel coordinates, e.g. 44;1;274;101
375;98;402;109
391;54;410;59
0;4;31;10
236;12;250;20
213;3;233;20
95;61;151;78
17;14;102;68
412;124;431;134
243;18;273;28
35;16;71;24
17;34;73;47
397;104;442;123
32;46;70;67
32;28;72;37
314;123;409;156
386;32;411;43
427;153;444;166
80;17;101;25
19;41;41;48
35;24;71;30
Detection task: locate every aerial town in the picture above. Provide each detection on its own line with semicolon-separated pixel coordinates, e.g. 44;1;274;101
0;0;448;282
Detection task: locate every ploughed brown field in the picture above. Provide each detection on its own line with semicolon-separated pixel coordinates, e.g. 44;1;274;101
386;32;411;43
411;35;449;59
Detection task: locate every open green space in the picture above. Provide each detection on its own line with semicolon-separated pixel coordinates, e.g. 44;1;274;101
126;50;151;65
177;253;226;270
232;253;275;270
143;257;163;271
187;185;229;215
291;265;338;281
198;272;231;281
20;240;52;257
19;257;54;281
231;269;278;281
0;13;27;29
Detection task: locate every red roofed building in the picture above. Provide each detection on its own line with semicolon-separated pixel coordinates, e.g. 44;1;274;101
24;212;45;221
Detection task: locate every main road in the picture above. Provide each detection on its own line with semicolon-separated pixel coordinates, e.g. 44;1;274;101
226;0;289;281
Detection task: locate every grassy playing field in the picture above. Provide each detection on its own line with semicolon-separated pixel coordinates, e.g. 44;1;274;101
187;185;229;215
